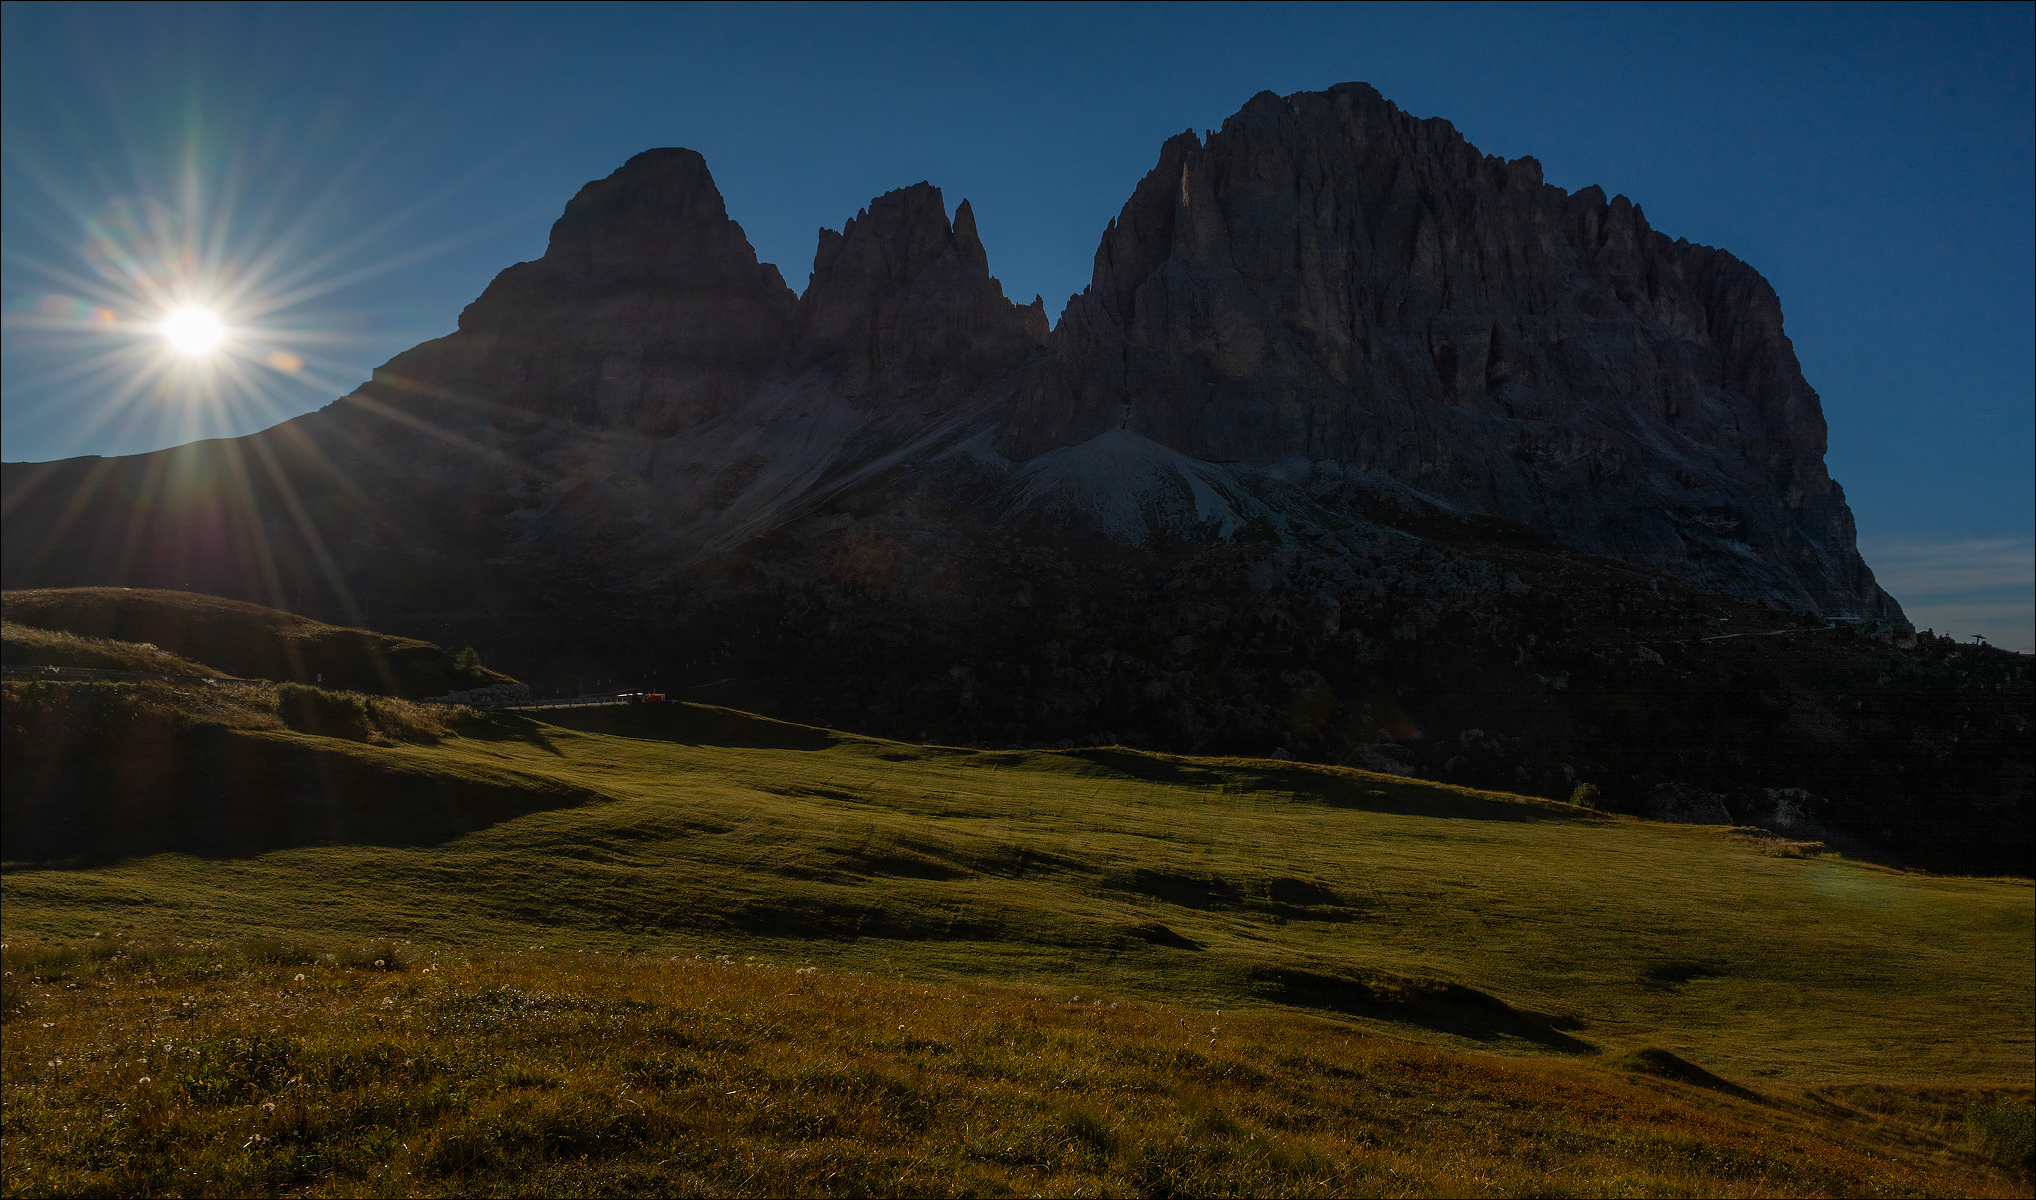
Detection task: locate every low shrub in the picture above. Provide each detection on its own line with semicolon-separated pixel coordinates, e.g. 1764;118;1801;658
275;682;464;742
278;682;371;738
358;694;473;742
164;1034;300;1105
1967;1100;2035;1172
1058;1105;1118;1159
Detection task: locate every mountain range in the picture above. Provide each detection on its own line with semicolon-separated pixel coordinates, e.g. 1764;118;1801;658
5;82;1900;619
7;83;2028;872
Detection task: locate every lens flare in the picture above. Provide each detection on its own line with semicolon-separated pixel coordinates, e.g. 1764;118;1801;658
161;306;225;355
2;85;529;559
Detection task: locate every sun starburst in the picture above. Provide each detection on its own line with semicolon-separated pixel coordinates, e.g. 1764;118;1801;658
160;305;225;356
0;102;523;626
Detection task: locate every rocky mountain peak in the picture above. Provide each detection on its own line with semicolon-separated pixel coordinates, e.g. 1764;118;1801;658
401;148;796;435
795;182;955;352
951;198;990;270
532;146;769;286
794;183;1044;404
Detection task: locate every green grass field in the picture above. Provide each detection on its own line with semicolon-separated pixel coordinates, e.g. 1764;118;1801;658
6;943;2030;1197
6;696;2031;1080
4;687;2031;1195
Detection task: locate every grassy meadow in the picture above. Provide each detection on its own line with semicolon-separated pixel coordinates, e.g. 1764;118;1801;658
5;941;2030;1198
4;686;2033;1195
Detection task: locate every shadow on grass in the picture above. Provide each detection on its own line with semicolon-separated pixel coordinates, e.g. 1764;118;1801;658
521;703;838;752
706;895;1010;942
457;715;568;756
1065;748;1230;787
1641;959;1729;988
1121;921;1205;950
1612;1047;1763;1100
1246;963;1594;1052
3;723;603;866
691;896;1218;956
1071;746;1583;825
1102;867;1367;922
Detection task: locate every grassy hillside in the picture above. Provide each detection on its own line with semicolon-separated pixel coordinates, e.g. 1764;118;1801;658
4;684;2030;1194
2;621;222;677
1;679;496;862
4;941;2028;1198
1;588;511;698
5;689;2029;1086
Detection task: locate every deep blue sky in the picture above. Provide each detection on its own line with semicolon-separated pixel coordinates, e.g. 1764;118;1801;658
3;1;2031;647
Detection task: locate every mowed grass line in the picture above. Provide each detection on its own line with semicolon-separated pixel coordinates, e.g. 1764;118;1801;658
2;944;2028;1198
4;703;2031;1087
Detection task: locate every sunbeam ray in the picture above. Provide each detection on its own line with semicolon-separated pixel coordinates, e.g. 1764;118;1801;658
2;55;577;477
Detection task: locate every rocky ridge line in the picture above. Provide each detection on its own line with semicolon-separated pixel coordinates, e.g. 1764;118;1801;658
3;82;1902;627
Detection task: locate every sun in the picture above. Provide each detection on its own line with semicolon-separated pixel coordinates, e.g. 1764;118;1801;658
160;305;225;356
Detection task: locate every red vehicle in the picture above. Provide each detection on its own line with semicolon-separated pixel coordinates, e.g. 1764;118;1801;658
629;692;667;705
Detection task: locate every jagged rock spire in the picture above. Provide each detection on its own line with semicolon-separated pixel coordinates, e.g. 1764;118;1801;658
792;183;1044;406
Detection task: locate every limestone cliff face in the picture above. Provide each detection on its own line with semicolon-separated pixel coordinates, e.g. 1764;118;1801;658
1001;84;1889;617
